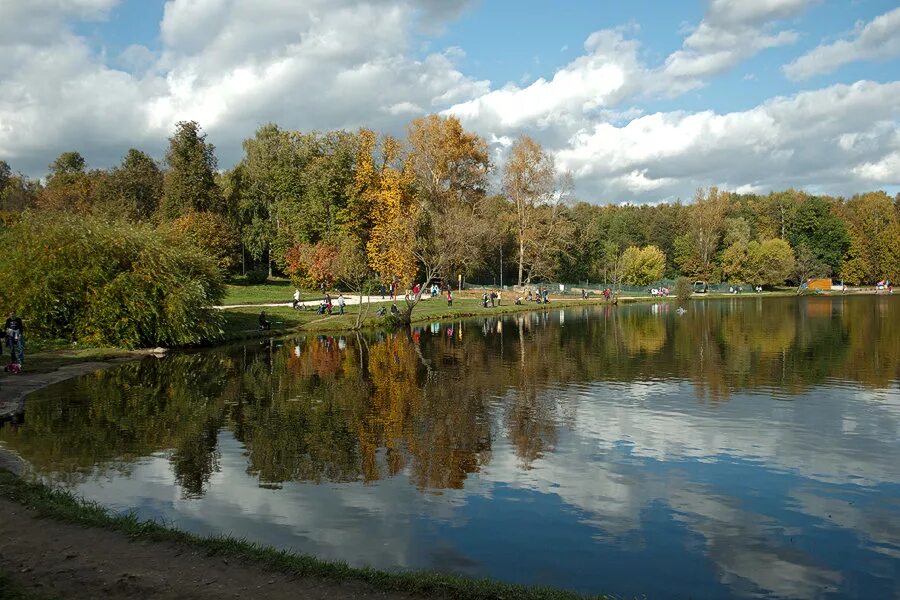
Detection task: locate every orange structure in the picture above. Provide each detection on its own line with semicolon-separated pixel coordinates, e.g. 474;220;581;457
806;278;832;291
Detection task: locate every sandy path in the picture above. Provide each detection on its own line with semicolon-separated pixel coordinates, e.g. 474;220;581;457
0;498;426;600
217;295;396;309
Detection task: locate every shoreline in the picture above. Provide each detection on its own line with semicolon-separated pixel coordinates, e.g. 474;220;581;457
2;289;884;419
0;471;607;600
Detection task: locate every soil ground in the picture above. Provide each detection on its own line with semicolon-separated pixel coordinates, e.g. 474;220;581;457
0;498;425;600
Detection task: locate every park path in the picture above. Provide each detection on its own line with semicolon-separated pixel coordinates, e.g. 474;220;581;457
0;498;429;600
216;294;415;310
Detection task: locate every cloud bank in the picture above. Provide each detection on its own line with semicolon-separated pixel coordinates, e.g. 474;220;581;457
0;0;897;202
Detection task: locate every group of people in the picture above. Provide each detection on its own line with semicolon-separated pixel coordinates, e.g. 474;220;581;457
514;288;550;305
481;290;502;308
315;293;347;315
2;311;25;371
290;289;347;315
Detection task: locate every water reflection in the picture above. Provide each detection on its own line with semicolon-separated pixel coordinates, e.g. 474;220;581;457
2;297;899;599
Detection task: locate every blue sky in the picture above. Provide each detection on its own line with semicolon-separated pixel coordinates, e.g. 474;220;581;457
3;0;899;202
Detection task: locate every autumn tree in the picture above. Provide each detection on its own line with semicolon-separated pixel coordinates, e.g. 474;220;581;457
160;121;222;219
503;136;572;286
840;191;899;284
284;241;340;290
38;151;100;213
0;162;39;213
674;187;727;281
758;239;795;286
165;210;241;272
406;114;492;287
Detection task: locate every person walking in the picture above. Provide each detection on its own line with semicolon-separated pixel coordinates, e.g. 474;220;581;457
497;290;502;306
338;294;346;315
293;288;301;309
447;289;453;307
3;311;25;366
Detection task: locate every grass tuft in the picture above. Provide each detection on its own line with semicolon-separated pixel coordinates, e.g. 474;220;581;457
0;471;611;600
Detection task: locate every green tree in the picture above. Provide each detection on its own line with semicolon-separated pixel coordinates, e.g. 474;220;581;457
621;245;666;287
115;149;164;220
49;151;86;177
757;238;795;286
787;196;849;275
160;121;222;219
0;160;10;192
794;245;829;291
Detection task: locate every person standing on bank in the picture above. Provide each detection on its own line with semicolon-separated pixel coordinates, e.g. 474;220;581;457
3;311;24;366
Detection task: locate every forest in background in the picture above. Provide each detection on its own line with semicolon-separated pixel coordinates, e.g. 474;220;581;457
1;115;898;294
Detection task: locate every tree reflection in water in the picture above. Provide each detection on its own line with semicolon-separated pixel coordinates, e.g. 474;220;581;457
2;296;898;497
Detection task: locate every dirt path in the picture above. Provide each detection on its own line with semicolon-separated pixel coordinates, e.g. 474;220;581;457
0;498;425;600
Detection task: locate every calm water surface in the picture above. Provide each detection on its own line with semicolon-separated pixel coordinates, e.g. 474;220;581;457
3;297;899;599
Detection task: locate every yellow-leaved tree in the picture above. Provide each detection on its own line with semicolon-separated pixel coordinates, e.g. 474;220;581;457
357;132;418;293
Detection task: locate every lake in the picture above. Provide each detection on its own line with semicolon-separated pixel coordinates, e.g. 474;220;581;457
2;296;899;599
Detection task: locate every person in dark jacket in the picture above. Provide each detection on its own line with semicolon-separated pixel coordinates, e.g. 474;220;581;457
3;311;25;365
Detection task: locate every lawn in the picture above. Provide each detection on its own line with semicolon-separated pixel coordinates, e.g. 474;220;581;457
222;278;297;305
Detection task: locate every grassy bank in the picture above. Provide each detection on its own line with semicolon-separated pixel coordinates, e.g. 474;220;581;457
218;296;612;342
0;471;608;600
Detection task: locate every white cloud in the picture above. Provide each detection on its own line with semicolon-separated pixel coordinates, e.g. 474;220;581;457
555;81;900;200
0;0;487;174
784;7;900;80
445;30;643;132
0;0;897;203
657;0;814;92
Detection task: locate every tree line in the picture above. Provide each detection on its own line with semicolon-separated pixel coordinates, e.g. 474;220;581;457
2;116;898;301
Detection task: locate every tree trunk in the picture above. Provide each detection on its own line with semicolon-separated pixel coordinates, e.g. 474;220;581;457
518;237;525;286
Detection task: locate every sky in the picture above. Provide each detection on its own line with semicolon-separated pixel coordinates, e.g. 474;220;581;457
0;0;898;203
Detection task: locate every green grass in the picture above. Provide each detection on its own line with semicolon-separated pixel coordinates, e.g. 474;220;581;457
223;278;296;305
0;471;610;600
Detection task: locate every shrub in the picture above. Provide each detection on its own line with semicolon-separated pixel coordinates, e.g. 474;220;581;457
674;277;693;304
0;212;224;348
244;268;269;285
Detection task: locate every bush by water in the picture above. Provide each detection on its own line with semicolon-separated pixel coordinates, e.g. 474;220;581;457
0;213;225;347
